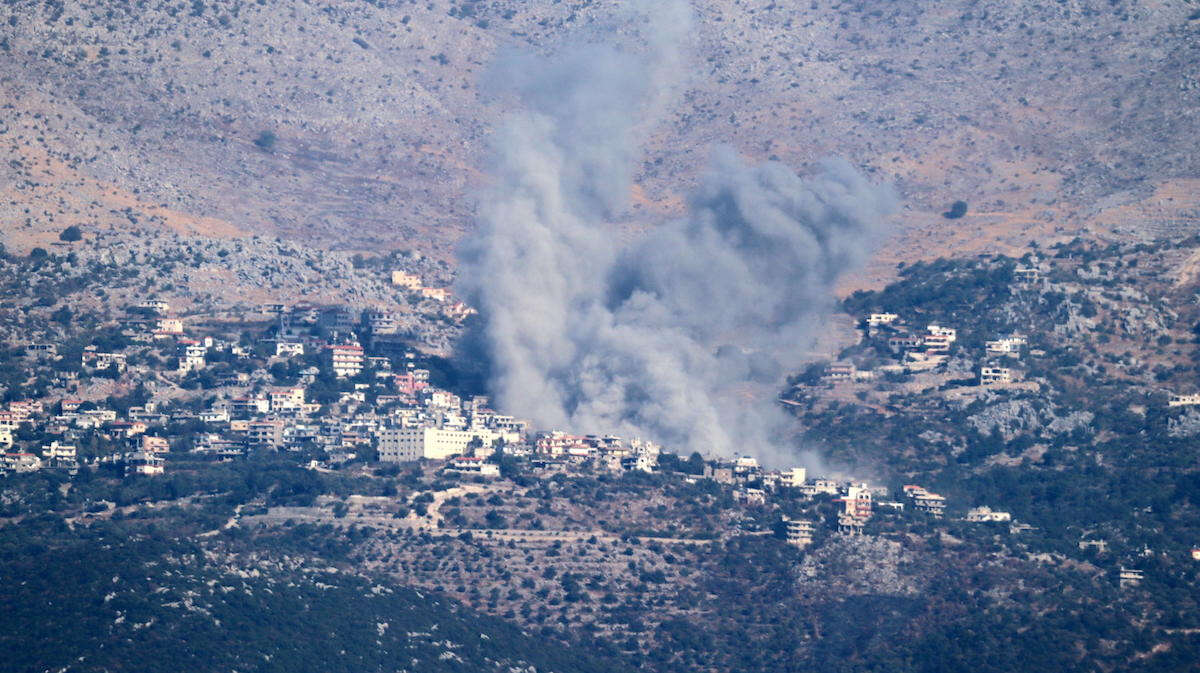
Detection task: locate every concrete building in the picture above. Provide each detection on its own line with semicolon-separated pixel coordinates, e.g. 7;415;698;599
275;341;305;357
966;506;1012;522
41;441;77;464
867;313;899;326
126;452;165;476
140;435;170;453
980;367;1014;385
268;387;306;412
986;336;1027;355
378;426;501;462
825;362;856;381
1119;567;1144;589
784;518;815;548
445;456;500;476
81;350;127;372
888;334;924;351
178;343;207;374
326;344;364;378
391;271;422;289
923;334;953;353
156;317;184;335
367;310;399;335
1168;393;1200;407
1013;266;1041;283
419;287;449;302
231;396;270;416
904;485;946;518
138;300;171;314
779;467;807;488
1;452;42;472
927;325;957;342
247;418;286;449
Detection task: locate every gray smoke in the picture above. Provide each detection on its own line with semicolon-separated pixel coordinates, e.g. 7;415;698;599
457;1;895;465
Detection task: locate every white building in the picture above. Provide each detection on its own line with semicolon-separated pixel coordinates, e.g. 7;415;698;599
138;300;171;314
378;426;502;462
980;367;1013;385
966;506;1012;522
986;336;1026;355
326;344;364;378
927;325;957;342
1013;266;1041;284
268;387;306;412
1169;393;1200;407
784;517;815;548
779;467;807;488
391;271;422;289
445;456;501;476
923;334;953;353
275;341;304;357
178;343;207;374
156;317;184;334
867;313;899;326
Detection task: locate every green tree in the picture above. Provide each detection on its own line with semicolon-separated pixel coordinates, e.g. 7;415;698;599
58;225;82;242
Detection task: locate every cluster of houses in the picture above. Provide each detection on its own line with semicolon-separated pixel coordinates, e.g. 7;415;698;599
693;457;1008;543
0;396;170;476
390;270;474;322
816;312;1028;387
2;288;1023;551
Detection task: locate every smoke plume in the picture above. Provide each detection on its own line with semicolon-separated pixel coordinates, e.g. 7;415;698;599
457;1;895;465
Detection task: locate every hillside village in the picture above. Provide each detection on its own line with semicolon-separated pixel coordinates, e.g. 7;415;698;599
4;233;1200;670
0;257;990;551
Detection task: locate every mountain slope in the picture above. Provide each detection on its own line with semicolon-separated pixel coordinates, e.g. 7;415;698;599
1;0;1197;279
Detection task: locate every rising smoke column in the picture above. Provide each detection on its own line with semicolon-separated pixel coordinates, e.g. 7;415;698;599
456;1;895;463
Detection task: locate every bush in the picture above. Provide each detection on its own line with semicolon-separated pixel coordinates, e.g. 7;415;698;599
253;130;277;151
943;200;968;219
58;225;82;242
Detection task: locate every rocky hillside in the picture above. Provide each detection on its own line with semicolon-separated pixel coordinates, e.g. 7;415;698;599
2;0;1198;283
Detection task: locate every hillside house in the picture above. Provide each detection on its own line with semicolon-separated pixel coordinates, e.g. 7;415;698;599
1168;393;1200;407
155;317;184;335
986;336;1027;355
825;362;857;381
390;271;422;289
981;367;1014;385
246;418;286;449
419;287;449;302
927;325;957;342
125;452;165;476
1;452;42;472
779;467;808;488
1014;266;1041;284
784;517;816;548
966;506;1012;522
268;387;306;412
888;334;924;351
275;341;304;357
904;485;947;518
923;333;953;353
326;344;364;378
445;456;501;476
138;300;171;314
81;350;127;372
367;310;399;335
